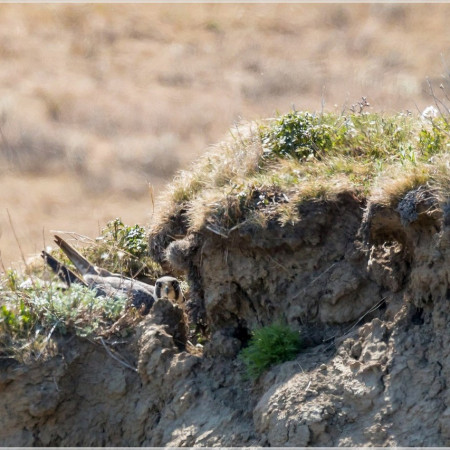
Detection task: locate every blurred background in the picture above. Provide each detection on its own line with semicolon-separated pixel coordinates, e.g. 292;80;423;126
0;3;449;268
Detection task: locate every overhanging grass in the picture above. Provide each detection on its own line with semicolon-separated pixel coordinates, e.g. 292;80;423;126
151;110;450;236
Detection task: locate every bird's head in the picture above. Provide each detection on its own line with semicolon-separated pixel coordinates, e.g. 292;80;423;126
155;276;183;303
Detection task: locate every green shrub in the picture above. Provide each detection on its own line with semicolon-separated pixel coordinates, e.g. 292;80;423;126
261;111;335;160
65;218;164;279
102;218;148;257
28;282;128;337
240;322;302;379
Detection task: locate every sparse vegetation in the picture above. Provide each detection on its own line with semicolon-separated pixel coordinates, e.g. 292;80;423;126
0;219;164;362
82;218;163;279
0;278;131;363
240;323;302;379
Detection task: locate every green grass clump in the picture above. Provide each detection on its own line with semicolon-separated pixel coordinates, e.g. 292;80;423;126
240;323;302;379
418;117;450;157
57;218;164;280
0;299;34;337
261;111;336;160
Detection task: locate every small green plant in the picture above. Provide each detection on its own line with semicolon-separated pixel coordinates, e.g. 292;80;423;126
240;322;302;379
0;300;34;337
418;118;450;157
103;218;148;257
5;269;19;291
0;295;39;362
29;283;128;337
261;111;334;160
70;218;164;279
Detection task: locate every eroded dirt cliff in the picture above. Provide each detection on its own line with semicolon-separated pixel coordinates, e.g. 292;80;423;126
1;187;450;446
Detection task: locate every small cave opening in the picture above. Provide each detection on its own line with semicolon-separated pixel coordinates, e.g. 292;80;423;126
411;307;425;325
233;321;252;348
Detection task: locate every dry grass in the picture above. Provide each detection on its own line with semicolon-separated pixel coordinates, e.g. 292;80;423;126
0;4;449;266
150;110;450;238
372;152;450;206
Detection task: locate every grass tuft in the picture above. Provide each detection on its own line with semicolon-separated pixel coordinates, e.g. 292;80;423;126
51;218;164;281
240;322;302;379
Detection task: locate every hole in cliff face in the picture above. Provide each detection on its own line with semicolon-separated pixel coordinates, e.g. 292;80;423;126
411;307;425;325
233;321;252;347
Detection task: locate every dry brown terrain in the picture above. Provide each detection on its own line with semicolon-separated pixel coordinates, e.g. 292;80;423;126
0;3;449;268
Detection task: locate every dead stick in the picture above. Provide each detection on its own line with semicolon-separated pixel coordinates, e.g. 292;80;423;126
100;337;137;373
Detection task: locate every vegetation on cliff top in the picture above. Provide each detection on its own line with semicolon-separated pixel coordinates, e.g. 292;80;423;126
151;105;450;237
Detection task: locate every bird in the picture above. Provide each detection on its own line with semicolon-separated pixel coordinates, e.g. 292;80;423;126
154;276;184;303
41;250;86;288
43;235;156;315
